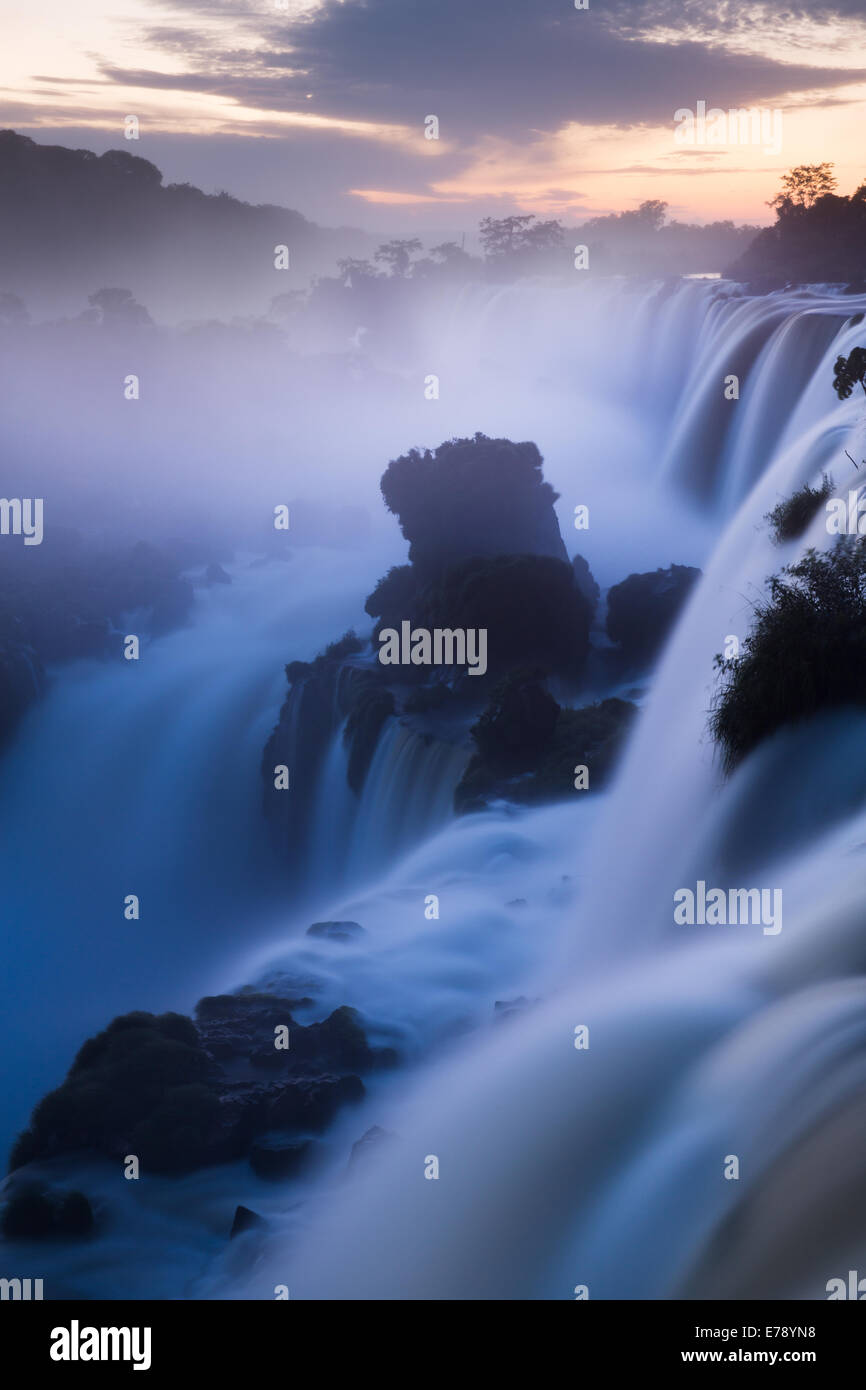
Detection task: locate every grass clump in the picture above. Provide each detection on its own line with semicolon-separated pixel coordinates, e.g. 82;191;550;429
765;475;834;544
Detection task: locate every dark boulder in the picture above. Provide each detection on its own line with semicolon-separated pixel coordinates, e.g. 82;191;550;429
572;553;600;617
378;433;568;584
10;997;385;1179
2;1181;94;1239
468;668;559;765
204;562;231;585
406;553;595;685
348;1125;396;1171
455;673;637;811
494;998;531;1023
343;682;395;793
229;1205;266;1239
305;921;365;943
606;564;700;668
0;638;45;747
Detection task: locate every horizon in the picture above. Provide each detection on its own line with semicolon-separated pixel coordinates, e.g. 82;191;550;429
1;0;865;232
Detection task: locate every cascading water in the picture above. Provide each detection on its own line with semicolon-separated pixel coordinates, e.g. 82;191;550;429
0;549;374;1164
219;281;866;1300
4;279;866;1300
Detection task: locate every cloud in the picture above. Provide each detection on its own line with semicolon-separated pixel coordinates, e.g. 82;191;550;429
117;0;866;140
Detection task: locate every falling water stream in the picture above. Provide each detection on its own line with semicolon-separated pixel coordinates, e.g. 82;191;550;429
3;279;866;1298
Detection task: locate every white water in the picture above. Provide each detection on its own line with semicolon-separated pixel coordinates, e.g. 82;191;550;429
4;279;866;1299
227;281;866;1300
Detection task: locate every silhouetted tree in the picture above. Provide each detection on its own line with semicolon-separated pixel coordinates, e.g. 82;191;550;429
479;215;536;259
374;238;423;277
833;346;866;400
769;163;837;212
726;169;866;285
88;287;152;327
335;257;380;288
0;291;28;325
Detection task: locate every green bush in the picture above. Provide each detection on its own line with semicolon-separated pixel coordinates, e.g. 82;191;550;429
710;539;866;771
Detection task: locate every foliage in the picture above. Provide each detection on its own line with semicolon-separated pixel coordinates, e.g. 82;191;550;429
833;347;866;400
769;163;838;212
765;475;835;543
710;540;866;772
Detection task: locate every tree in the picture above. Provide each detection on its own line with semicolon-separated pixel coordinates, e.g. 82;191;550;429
373;238;422;277
635;199;668;230
478;214;566;262
769;163;837;212
0;291;28;326
832;346;866;400
478;215;535;259
335;257;380;288
522;218;566;252
429;241;472;265
87;287;152;326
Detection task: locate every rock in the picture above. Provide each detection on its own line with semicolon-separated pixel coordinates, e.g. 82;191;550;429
249;1134;313;1180
343;683;395;793
1;1183;54;1237
11;996;384;1180
306;921;365;943
606;565;701;668
229;1204;266;1239
54;1190;95;1236
377;433;569;584
571;553;600;616
204;562;231;585
408;553;595;685
0;638;45;748
262;633;367;871
456;685;637;812
268;1073;365;1132
467;670;559;765
348;1125;396;1170
1;1182;94;1239
494;997;531;1023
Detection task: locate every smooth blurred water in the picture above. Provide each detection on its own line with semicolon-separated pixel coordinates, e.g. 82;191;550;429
0;550;373;1165
4;279;866;1298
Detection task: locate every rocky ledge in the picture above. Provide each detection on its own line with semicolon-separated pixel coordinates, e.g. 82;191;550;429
6;992;398;1228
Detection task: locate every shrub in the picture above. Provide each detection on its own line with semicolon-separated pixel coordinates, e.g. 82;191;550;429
765;475;834;543
710;539;866;771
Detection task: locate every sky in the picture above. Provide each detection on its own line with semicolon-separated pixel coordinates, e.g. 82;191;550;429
1;0;866;233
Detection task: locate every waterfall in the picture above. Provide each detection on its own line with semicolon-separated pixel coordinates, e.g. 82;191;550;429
344;719;468;884
5;279;866;1301
219;282;866;1300
0;549;373;1164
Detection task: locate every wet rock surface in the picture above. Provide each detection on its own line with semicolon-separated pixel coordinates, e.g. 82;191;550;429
9;995;394;1182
